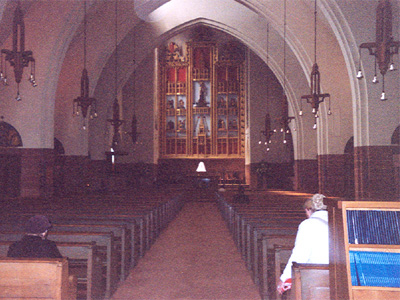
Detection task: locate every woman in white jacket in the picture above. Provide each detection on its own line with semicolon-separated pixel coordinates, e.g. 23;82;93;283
277;193;329;294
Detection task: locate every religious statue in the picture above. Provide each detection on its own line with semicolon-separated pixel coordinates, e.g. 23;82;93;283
178;119;186;131
178;99;185;109
229;97;237;108
167;120;174;130
167;99;174;109
229;118;238;130
196;81;209;107
217;96;226;108
218;119;226;130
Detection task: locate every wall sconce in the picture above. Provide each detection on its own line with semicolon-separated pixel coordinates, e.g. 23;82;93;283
357;0;399;101
73;0;97;129
1;2;36;101
299;0;332;129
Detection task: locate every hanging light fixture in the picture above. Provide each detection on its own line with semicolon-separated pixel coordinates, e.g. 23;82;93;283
73;0;97;129
281;0;295;143
107;0;125;153
299;0;332;129
128;14;140;145
259;23;274;149
357;0;399;101
1;1;36;101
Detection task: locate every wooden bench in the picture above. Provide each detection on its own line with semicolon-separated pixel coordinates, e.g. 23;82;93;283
0;257;77;300
52;223;130;281
271;244;293;300
0;231;117;299
290;263;330;300
0;240;103;300
255;235;295;300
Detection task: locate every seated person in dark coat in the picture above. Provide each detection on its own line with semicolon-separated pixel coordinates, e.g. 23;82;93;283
7;215;62;258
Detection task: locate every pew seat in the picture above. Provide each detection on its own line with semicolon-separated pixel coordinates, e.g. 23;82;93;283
290;262;329;300
0;257;76;300
0;241;103;300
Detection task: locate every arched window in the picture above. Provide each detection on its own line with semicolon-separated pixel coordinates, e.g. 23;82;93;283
0;121;22;147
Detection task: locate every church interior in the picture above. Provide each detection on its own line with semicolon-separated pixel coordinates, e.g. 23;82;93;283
0;0;399;299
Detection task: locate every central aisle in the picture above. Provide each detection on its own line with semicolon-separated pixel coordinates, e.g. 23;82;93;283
111;202;261;300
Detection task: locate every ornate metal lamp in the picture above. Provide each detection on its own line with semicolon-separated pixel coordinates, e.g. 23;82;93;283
259;113;275;147
107;0;126;156
1;2;36;101
357;0;399;101
258;24;275;150
73;0;97;129
299;0;332;129
281;0;295;143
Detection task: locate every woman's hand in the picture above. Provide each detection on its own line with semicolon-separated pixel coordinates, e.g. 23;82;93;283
277;278;292;294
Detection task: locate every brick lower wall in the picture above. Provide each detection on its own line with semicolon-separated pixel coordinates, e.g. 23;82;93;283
354;146;399;200
293;159;318;193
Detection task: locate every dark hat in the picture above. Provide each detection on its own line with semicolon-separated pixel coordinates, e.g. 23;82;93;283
25;215;52;234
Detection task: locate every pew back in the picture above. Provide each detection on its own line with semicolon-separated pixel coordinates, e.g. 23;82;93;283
0;257;75;300
290;262;329;300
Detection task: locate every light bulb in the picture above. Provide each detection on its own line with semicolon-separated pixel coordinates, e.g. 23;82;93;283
356;70;363;79
283;139;287;144
299;110;303;116
264;141;268;145
372;75;379;84
327;109;332;116
380;91;387;101
312;108;316;114
313;122;317;130
258;140;262;145
389;62;396;71
15;93;21;101
266;147;270;151
280;128;284;133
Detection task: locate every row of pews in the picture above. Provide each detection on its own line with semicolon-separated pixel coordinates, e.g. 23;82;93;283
0;188;185;300
216;190;330;300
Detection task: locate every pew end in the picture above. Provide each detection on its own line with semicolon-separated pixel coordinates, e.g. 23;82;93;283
0;257;77;300
290;262;329;300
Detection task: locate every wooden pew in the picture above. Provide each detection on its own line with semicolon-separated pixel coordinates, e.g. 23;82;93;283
255;235;295;300
272;244;293;300
0;241;103;300
0;231;117;299
0;257;76;300
290;263;330;300
52;223;130;281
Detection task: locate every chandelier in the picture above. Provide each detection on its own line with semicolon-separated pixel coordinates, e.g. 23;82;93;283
356;0;399;101
281;0;294;143
73;0;97;129
299;0;332;129
1;2;36;101
258;24;275;150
